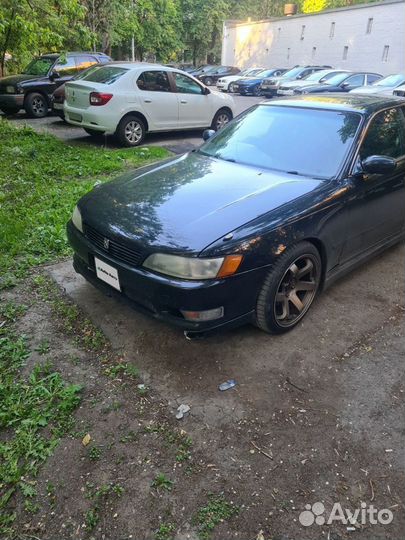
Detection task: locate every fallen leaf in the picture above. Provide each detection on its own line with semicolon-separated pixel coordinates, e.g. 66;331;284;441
82;433;91;446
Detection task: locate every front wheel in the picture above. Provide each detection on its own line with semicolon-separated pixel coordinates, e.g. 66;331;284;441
115;115;146;147
228;83;236;93
256;242;322;334
253;85;262;97
204;77;213;86
211;109;232;131
25;92;48;118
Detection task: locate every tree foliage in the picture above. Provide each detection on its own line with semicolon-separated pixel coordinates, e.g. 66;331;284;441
0;0;376;74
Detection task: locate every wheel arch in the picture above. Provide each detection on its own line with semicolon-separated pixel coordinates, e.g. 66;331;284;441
24;89;50;107
118;110;149;132
301;237;328;288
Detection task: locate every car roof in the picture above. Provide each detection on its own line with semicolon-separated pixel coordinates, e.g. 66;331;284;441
261;93;405;115
39;52;109;59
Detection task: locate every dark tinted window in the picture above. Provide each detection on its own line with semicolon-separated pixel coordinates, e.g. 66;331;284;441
366;73;381;84
360;108;404;160
54;56;77;76
81;66;129;84
174;73;203;94
199;105;361;178
137;71;171;92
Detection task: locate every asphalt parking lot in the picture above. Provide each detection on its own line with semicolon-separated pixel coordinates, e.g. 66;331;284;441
3;94;262;154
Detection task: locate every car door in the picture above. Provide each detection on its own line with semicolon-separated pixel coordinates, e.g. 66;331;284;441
135;70;178;129
341;107;405;263
172;72;211;128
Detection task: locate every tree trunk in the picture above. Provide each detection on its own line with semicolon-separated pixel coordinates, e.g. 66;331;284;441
1;7;16;77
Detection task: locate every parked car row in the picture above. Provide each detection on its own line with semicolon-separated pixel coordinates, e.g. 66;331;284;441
217;64;405;98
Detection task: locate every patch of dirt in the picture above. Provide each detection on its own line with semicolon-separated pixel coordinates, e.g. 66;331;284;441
3;270;405;540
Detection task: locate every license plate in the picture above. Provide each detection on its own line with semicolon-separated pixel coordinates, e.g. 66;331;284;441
95;257;121;291
68;112;82;122
282;89;294;95
53;102;63;110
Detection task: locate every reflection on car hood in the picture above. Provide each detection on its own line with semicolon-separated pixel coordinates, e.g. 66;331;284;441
80;153;322;253
0;74;40;86
350;85;393;95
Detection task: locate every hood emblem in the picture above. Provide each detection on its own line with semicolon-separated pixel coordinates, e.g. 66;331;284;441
103;238;110;250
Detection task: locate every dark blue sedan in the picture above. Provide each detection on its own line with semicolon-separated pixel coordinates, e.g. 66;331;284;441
67;95;405;336
232;68;286;96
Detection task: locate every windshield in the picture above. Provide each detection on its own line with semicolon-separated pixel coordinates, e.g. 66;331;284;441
23;57;54;76
304;70;331;81
256;69;277;77
198;105;361;179
373;74;405;87
282;67;305;78
80;66;129;84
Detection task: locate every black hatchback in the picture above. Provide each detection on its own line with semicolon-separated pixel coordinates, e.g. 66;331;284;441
0;52;110;118
67;95;405;336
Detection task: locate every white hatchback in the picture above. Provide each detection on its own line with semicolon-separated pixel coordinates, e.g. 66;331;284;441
64;62;236;146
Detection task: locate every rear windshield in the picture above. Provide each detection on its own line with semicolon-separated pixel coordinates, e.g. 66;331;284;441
80;66;129;85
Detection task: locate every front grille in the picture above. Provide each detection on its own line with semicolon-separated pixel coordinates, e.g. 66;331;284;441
85;223;144;267
394;90;405;97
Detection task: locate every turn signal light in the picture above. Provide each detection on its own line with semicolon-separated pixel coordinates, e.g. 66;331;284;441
89;92;113;106
217;255;243;278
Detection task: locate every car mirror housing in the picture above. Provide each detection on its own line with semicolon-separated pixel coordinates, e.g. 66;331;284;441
361;155;397;175
202;129;215;141
50;70;61;79
203;86;210;95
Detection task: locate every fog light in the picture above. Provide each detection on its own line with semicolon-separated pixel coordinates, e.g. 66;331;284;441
181;307;224;322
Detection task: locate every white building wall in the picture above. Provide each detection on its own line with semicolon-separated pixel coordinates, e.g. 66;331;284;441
222;0;405;76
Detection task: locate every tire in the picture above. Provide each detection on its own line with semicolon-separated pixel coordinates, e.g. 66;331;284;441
115;114;146;147
255;242;322;334
253;85;262;97
24;92;48;118
211;108;233;131
0;106;20;115
84;127;105;137
205;77;213;86
228;83;235;93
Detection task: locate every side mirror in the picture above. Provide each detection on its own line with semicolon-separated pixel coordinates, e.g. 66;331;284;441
50;70;61;80
203;86;210;95
341;82;350;89
361;155;397;175
202;129;215;141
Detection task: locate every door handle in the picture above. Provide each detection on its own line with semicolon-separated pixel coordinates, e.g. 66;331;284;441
144;99;152;103
180;99;187;104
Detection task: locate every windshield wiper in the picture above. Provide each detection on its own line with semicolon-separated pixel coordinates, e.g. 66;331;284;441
286;170;299;175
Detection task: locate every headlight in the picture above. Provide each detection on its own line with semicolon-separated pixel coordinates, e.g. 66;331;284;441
72;205;83;233
143;253;243;280
6;85;15;94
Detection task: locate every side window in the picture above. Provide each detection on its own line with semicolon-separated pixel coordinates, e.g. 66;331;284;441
137;71;171;92
360;109;404;160
299;69;312;78
75;55;98;71
367;74;381;84
54;56;77;76
174;73;203;94
344;74;365;87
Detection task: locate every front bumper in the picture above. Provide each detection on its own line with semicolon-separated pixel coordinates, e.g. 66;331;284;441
260;86;278;96
0;94;24;109
67;221;260;333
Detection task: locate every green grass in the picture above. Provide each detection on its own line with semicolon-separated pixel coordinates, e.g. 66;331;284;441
0;302;82;535
193;494;239;540
155;522;176;540
151;473;174;492
0;119;170;288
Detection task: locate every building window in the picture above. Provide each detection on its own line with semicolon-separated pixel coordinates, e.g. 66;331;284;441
312;47;316;60
330;22;335;38
300;25;305;40
366;18;373;34
287;47;290;60
343;46;349;60
382;45;389;62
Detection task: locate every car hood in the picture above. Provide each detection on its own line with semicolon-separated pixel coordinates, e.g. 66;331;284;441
0;74;41;86
300;83;337;92
79;153;322;254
